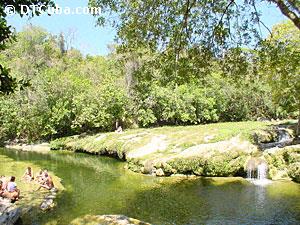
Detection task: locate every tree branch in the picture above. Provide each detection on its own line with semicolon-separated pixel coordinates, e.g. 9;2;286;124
286;0;300;14
270;0;300;30
212;0;236;43
252;1;273;37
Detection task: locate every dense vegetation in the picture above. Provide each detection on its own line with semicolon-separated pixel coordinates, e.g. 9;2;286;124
0;20;298;143
0;0;54;94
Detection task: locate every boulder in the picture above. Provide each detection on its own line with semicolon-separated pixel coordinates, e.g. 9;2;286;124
288;162;300;183
0;198;21;225
70;214;152;225
264;145;300;182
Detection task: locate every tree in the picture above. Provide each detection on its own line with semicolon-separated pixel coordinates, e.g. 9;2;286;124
258;21;300;136
90;0;300;133
89;0;300;54
0;0;54;94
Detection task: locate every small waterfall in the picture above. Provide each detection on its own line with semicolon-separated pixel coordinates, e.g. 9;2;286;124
277;128;291;143
257;163;267;180
260;128;293;149
246;158;256;180
246;159;271;185
247;168;254;179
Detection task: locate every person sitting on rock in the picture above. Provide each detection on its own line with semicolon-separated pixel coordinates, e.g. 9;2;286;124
37;172;54;190
22;167;34;181
35;170;45;184
5;176;20;201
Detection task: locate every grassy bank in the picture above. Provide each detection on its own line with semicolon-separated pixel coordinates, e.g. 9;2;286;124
51;121;271;156
50;120;299;181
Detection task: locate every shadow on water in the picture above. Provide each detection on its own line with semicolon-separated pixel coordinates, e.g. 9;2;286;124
1;148;300;225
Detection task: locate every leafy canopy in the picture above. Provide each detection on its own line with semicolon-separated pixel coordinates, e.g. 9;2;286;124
89;0;300;54
259;21;300;112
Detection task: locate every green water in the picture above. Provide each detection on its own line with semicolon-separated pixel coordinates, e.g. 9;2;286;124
1;148;300;225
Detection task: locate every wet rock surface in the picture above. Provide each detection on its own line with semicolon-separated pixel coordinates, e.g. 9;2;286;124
40;188;58;211
254;127;294;149
70;214;152;225
0;198;21;225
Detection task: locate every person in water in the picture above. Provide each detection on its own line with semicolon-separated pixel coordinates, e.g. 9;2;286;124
23;167;34;181
37;172;54;190
5;176;20;201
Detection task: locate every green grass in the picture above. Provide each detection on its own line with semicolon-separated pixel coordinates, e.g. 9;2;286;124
51;121;276;158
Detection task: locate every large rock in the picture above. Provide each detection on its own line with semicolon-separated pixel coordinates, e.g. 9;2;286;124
254;129;277;143
149;136;255;177
288;162;300;182
70;214;151;225
0;198;21;225
264;145;300;182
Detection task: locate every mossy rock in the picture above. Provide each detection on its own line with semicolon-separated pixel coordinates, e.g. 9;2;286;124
282;148;300;164
50;138;67;150
126;162;143;173
264;146;300;182
268;166;290;180
160;163;174;175
253;129;277;143
166;151;247;177
264;152;287;170
203;155;247;177
70;214;151;225
167;157;205;175
288;163;300;183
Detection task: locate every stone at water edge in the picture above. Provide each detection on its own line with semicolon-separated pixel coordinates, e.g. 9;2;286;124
70;214;152;225
40;188;58;211
0;198;21;225
40;198;55;211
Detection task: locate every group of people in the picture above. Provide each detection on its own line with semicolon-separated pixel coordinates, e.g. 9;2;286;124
34;168;55;190
0;167;55;202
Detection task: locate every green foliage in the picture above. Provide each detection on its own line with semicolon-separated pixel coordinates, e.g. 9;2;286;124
259;21;300;114
0;26;133;141
0;0;55;94
136;84;219;126
258;21;300;134
0;21;298;142
90;0;300;54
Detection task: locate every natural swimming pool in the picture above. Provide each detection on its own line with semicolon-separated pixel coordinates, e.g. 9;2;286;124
0;147;299;225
